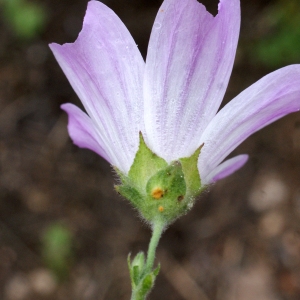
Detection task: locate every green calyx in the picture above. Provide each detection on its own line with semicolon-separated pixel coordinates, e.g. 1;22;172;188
115;134;205;226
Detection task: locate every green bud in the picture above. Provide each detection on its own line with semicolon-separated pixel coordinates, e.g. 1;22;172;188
128;251;160;300
132;252;145;266
128;252;145;287
128;252;160;299
115;134;206;226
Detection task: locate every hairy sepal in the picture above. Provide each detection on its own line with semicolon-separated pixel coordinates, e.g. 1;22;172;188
115;134;204;225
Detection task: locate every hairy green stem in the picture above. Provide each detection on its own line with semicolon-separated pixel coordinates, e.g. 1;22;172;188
130;219;165;300
144;220;164;275
131;288;144;300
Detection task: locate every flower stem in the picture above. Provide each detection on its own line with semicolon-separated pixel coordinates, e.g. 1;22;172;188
144;219;165;275
130;289;144;300
130;219;165;300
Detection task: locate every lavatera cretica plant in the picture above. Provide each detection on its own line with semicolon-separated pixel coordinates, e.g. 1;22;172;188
50;0;300;298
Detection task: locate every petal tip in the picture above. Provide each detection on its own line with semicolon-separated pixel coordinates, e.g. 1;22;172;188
201;154;249;185
60;103;69;111
48;42;60;51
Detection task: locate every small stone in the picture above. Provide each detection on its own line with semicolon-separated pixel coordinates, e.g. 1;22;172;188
5;274;30;300
28;268;57;295
248;172;288;212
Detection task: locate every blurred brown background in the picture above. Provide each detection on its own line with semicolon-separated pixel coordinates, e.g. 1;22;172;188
0;0;300;299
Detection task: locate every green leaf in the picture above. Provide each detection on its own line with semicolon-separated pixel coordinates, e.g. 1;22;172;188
153;264;160;277
133;266;140;286
141;274;153;294
128;254;135;287
41;223;73;280
2;0;47;40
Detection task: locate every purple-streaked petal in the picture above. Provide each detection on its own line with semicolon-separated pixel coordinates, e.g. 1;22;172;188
203;154;248;185
61;103;110;162
198;65;300;181
50;1;144;173
143;0;240;162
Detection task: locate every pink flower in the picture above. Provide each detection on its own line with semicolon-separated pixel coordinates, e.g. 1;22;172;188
50;0;300;185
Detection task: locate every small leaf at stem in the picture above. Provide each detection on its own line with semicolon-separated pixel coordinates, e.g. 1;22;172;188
153;264;160;277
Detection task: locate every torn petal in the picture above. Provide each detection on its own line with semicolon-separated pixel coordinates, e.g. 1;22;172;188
143;0;240;162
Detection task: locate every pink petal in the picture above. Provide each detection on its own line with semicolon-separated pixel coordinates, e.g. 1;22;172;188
143;0;240;162
61;103;110;162
203;154;248;184
50;1;144;173
198;65;300;181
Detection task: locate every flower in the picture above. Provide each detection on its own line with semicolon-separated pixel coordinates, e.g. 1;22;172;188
50;0;300;186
